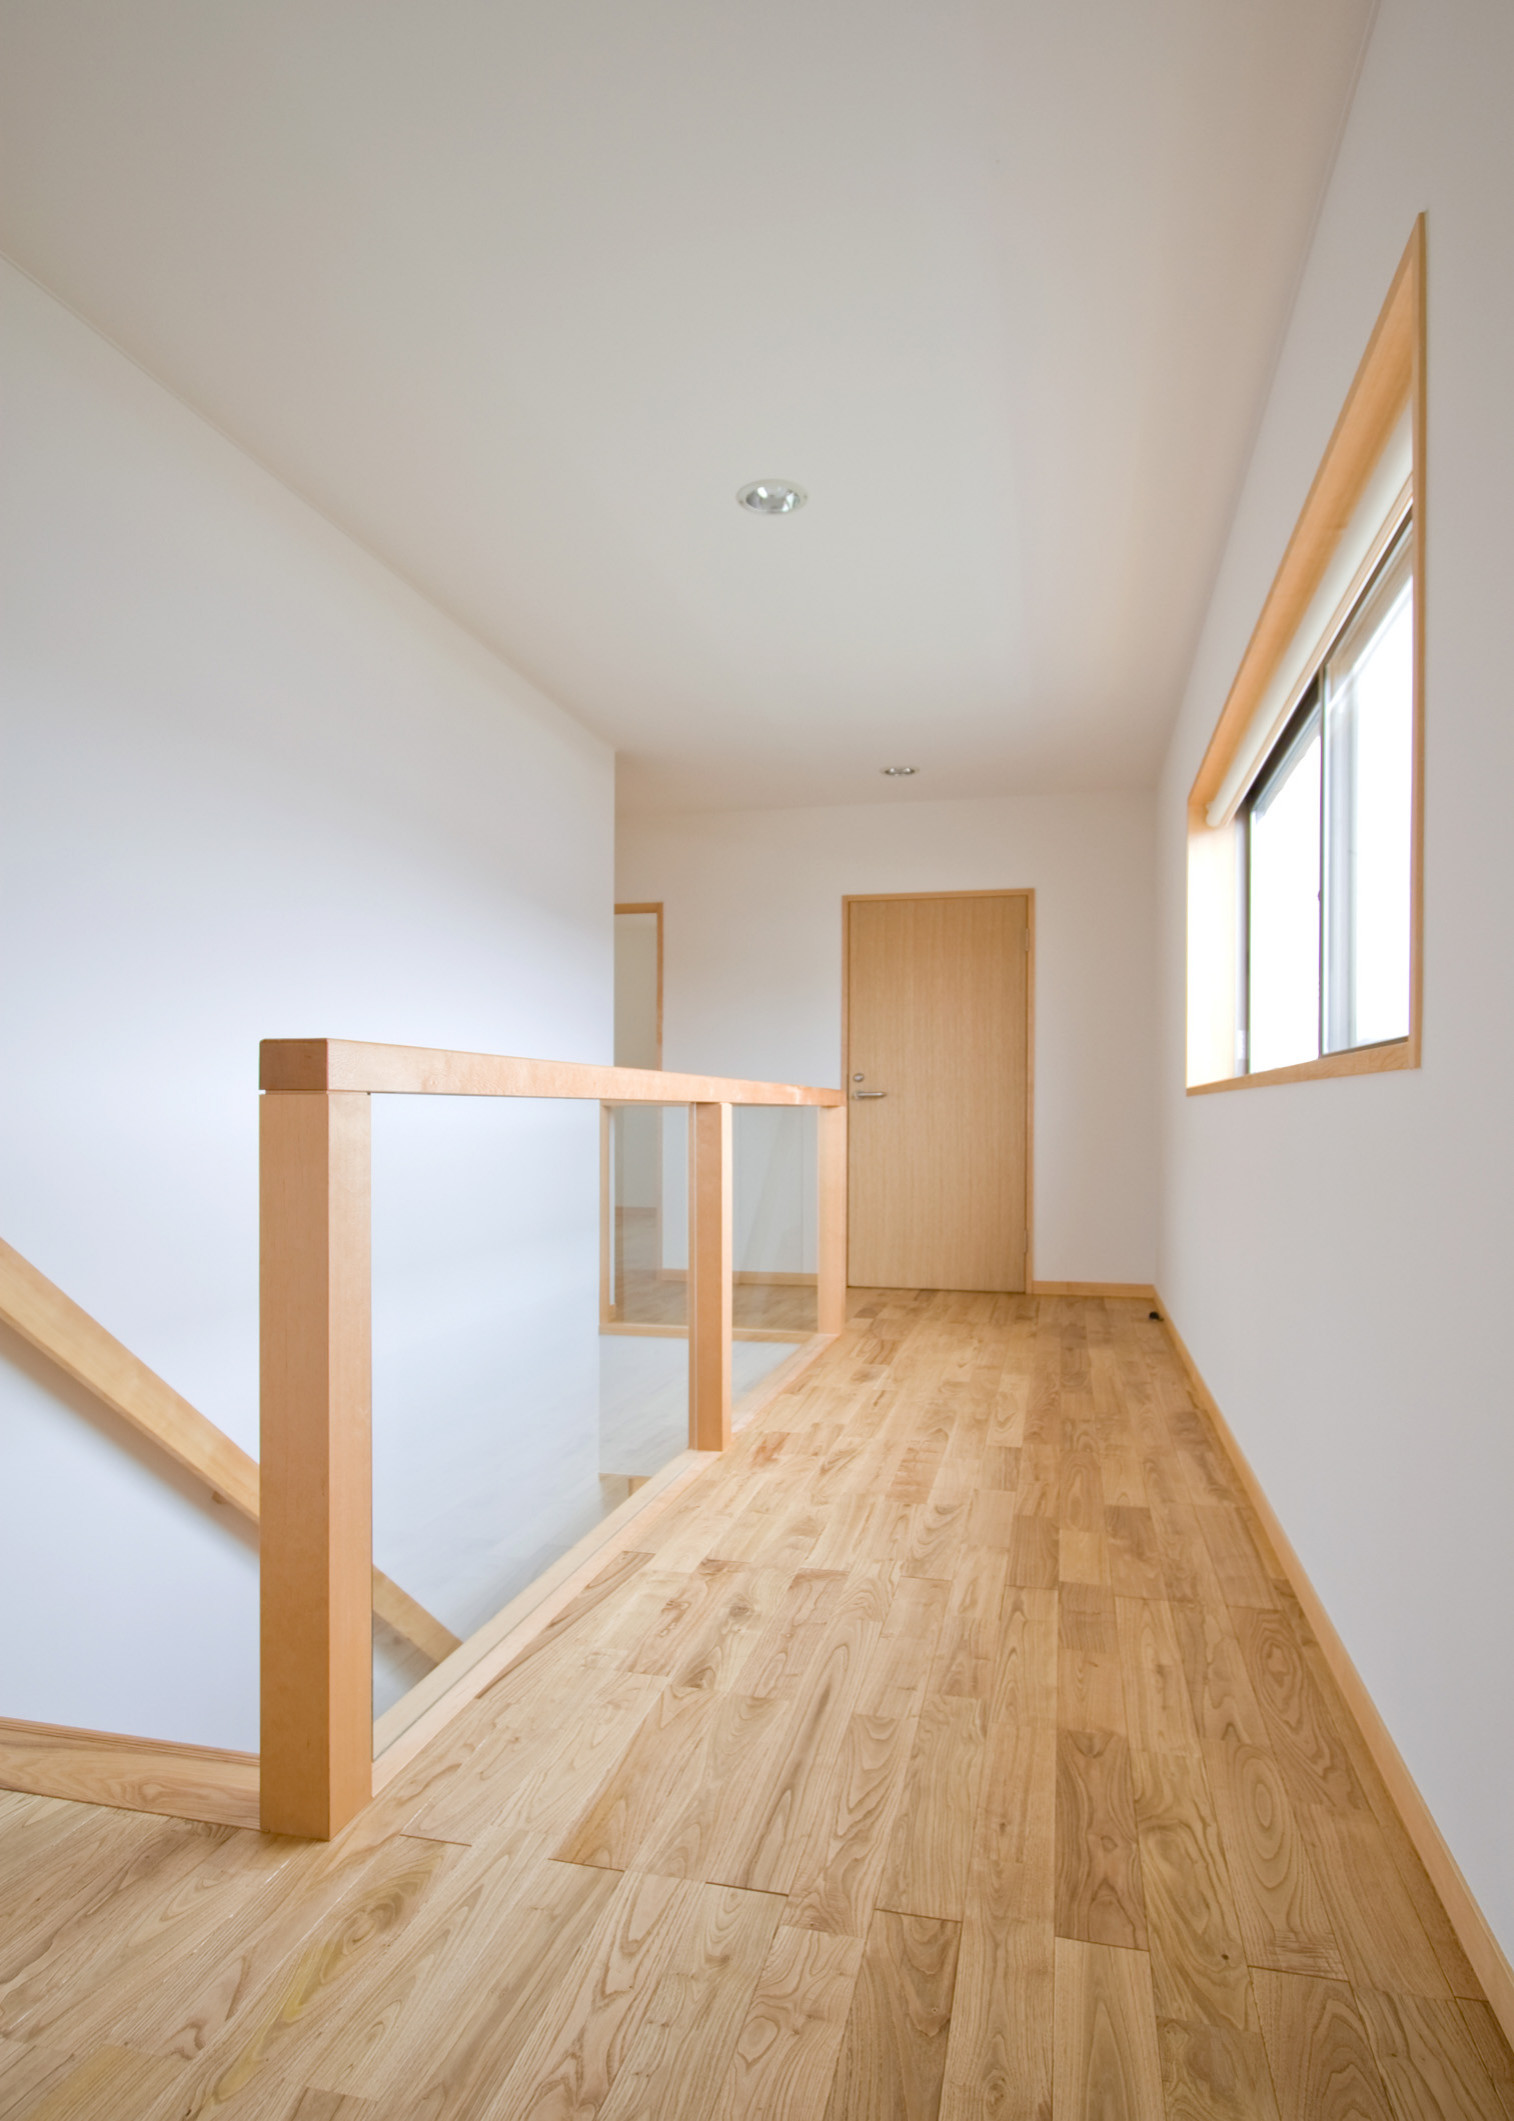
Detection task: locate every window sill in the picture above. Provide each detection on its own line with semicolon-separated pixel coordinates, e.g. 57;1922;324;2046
1187;1037;1417;1095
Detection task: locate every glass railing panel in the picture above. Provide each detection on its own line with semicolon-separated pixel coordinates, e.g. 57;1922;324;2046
604;1102;687;1329
731;1103;819;1411
600;1103;691;1491
369;1093;690;1751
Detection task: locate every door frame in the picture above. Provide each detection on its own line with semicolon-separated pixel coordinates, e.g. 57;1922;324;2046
841;889;1036;1292
614;901;664;1067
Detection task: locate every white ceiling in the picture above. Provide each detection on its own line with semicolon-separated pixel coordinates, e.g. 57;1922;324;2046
0;0;1373;813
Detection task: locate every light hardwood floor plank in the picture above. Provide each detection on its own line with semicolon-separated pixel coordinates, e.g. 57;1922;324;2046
1132;1747;1254;2035
303;1850;619;2110
1052;1936;1165;2121
1054;1728;1147;1952
822;1911;959;2121
1156;2017;1281;2121
878;1696;989;1925
706;1924;865;2121
0;1293;1497;2121
1357;1988;1508;2121
1254;1968;1396;2121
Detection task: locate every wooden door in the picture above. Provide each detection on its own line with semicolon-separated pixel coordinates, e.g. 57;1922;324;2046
845;892;1030;1291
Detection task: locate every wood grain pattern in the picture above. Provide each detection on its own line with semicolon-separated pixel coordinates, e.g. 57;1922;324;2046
1053;1936;1164;2121
596;1883;783;2121
707;1923;864;2121
1357;1988;1509;2121
1055;1729;1147;1951
261;1037;845;1106
476;1868;697;2118
0;2041;185;2120
302;1848;620;2107
1115;1598;1198;1755
1177;1605;1345;1979
0;1719;258;1830
0;1293;1499;2115
1254;1968;1396;2121
1133;1747;1254;2035
1156;2018;1280;2121
690;1100;734;1454
878;1696;989;1923
1161;1299;1514;2031
823;1910;958;2121
259;1087;374;1840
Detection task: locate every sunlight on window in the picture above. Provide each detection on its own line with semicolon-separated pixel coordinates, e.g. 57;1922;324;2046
1327;571;1413;1049
1248;718;1322;1073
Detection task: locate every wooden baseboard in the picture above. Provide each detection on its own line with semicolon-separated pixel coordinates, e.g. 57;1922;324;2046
601;1322;812;1344
1159;1300;1514;2046
654;1269;818;1287
0;1718;259;1830
1031;1280;1158;1300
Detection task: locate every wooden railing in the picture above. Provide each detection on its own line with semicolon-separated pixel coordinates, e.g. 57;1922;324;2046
0;1237;458;1664
260;1039;846;1838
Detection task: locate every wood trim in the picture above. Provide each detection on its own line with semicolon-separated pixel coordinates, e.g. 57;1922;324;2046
1158;1298;1514;2046
816;1103;848;1334
614;901;664;1068
1187;217;1427;1089
1408;218;1428;1070
260;1039;842;1106
259;1090;373;1840
646;1268;816;1287
1031;1281;1157;1300
1187;220;1423;826
1025;891;1037;1291
0;1235;456;1669
598;1103;613;1326
731;1333;836;1431
1187;1038;1413;1096
0;1235;260;1518
0;1719;259;1831
841;889;1036;1292
600;1322;802;1343
688;1102;733;1453
371;1449;714;1788
370;1570;460;1666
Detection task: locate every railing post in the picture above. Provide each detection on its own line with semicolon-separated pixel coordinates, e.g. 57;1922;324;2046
688;1101;732;1452
260;1088;372;1838
816;1102;848;1335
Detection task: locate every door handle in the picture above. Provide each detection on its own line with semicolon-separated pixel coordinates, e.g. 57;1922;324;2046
852;1089;888;1099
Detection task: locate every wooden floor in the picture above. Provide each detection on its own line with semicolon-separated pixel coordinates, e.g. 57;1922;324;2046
2;1292;1511;2120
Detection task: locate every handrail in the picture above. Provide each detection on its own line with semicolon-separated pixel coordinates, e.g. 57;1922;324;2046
260;1037;845;1104
0;1236;459;1667
258;1037;848;1838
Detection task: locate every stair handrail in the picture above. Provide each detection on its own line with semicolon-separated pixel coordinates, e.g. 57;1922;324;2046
0;1236;459;1665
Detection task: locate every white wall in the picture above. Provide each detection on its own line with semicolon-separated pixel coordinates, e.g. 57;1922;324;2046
618;791;1158;1285
1157;0;1514;1956
0;260;613;1748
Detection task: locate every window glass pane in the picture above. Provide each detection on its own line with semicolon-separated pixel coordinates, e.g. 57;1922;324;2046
1324;540;1413;1050
1248;715;1321;1072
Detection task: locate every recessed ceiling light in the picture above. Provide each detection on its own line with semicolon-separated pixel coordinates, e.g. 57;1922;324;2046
737;479;806;515
881;765;917;777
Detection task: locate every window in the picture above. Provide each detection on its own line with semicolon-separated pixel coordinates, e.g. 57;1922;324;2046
1241;522;1414;1073
1185;218;1424;1093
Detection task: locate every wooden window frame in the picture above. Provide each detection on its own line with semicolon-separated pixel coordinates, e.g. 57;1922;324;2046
1186;217;1426;1095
